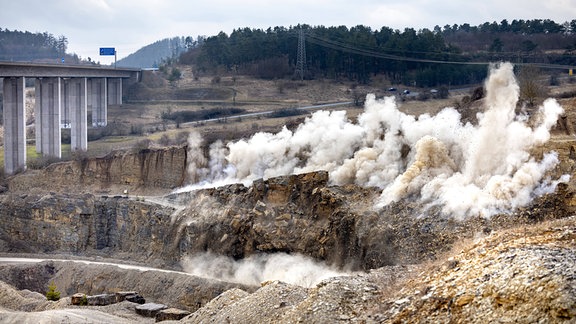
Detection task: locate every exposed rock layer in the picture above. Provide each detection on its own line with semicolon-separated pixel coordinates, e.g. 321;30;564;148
7;146;187;195
1;170;574;271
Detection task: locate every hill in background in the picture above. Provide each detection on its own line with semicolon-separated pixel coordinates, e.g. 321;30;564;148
117;36;189;68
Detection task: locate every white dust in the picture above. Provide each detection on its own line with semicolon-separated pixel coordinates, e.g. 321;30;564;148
181;252;348;287
178;62;567;219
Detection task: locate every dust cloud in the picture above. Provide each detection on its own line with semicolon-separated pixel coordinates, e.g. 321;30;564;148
178;62;567;219
181;252;348;288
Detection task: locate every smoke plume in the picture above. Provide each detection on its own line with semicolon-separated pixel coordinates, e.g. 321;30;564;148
178;62;567;218
181;252;348;287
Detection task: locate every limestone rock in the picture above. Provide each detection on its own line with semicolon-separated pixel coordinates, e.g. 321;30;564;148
7;146;188;194
115;291;145;304
135;302;167;317
155;307;191;321
70;293;87;306
87;293;116;306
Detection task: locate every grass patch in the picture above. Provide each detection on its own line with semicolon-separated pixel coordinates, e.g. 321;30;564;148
0;143;74;169
98;136;134;144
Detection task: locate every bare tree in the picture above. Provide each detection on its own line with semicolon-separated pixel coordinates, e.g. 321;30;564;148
517;65;546;108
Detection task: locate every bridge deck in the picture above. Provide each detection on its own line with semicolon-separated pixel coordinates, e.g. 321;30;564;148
0;61;140;79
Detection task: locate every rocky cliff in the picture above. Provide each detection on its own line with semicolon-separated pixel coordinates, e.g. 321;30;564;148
1;150;576;322
7;146;187;195
1;170;574;271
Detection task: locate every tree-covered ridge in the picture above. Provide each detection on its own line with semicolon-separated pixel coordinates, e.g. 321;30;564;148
117;36;194;68
0;28;77;62
183;19;576;87
440;18;573;35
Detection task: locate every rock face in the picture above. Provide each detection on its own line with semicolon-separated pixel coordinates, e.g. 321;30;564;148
1;171;574;271
182;216;576;323
0;193;178;266
6;146;188;195
0;170;575;322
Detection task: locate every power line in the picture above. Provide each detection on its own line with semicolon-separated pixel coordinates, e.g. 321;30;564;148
304;31;576;70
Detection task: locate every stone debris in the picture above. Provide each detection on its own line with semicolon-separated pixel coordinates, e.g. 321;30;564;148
377;217;576;323
135;302;168;318
155;307;191;322
70;293;86;306
181;218;576;323
116;291;146;304
69;291;146;307
87;293;116;306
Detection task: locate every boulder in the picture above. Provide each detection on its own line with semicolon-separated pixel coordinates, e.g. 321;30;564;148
87;293;116;306
115;291;145;304
155;308;191;322
70;293;87;306
135;302;167;317
126;293;146;304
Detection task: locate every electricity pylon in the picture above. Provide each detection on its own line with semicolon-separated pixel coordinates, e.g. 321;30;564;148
295;28;306;80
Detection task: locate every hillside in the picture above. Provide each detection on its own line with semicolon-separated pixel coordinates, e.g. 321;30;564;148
117;37;188;68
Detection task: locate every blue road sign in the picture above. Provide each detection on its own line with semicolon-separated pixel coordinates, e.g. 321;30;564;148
99;47;116;55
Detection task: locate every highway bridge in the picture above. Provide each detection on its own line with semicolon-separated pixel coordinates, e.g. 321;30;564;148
0;62;141;174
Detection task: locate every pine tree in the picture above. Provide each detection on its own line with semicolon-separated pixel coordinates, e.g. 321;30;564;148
46;281;61;301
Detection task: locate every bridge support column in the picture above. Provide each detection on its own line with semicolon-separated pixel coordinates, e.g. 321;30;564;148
89;78;107;127
2;77;26;174
35;77;61;158
69;77;88;151
107;78;122;105
61;79;71;129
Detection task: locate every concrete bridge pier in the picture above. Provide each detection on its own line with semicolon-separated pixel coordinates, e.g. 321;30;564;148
2;77;26;174
0;62;141;174
61;79;72;129
69;77;88;151
108;78;122;105
35;77;62;158
89;78;107;127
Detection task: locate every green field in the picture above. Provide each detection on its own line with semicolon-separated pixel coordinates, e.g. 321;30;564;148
0;143;74;169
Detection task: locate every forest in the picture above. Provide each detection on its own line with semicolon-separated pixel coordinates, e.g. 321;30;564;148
0;28;79;63
3;19;576;87
180;19;576;87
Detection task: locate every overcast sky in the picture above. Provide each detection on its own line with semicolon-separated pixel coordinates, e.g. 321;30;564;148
2;0;576;64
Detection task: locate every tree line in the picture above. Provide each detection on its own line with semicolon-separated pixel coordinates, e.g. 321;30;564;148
0;28;78;62
180;19;576;87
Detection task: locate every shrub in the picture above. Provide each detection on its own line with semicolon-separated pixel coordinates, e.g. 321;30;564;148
0;167;5;185
158;134;171;146
270;108;306;118
46;281;61;301
130;124;144;135
79;294;88;306
28;156;63;170
168;67;182;84
175;131;190;145
162;107;245;123
133;139;151;152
